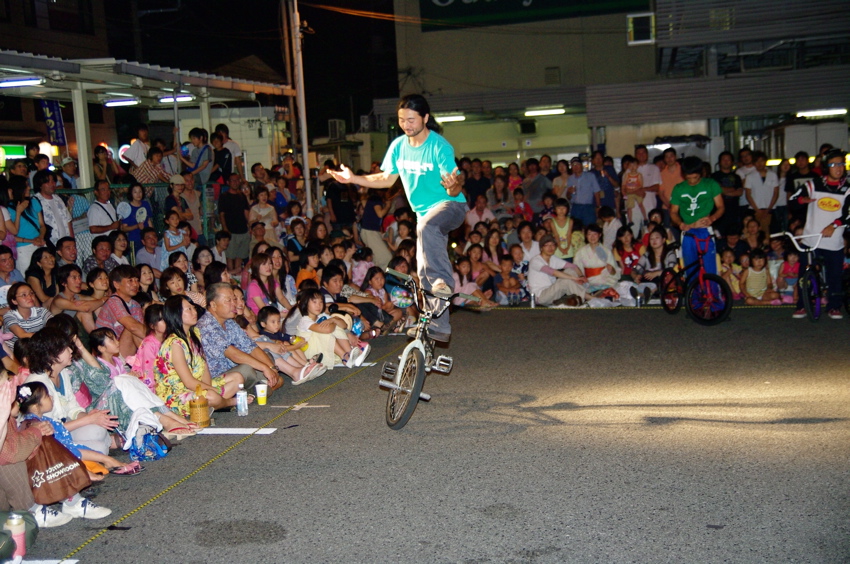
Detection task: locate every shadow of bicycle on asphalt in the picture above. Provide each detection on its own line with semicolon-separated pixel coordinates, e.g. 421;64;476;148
404;392;848;436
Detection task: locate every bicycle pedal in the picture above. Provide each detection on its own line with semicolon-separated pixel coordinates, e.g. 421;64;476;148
432;355;453;373
380;361;397;381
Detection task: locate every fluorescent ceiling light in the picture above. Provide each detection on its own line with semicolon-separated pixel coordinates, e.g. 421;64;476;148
796;108;847;118
159;95;194;103
104;97;140;108
435;114;465;123
0;76;44;88
524;108;565;117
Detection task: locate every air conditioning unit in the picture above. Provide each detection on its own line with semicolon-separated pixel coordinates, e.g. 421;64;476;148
627;12;655;46
360;115;373;132
328;119;346;140
517;119;537;136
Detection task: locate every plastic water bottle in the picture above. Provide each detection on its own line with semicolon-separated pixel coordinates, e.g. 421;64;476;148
3;513;25;558
236;384;248;417
530;293;536;308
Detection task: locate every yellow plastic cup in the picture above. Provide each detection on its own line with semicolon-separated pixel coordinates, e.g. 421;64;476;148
255;383;268;406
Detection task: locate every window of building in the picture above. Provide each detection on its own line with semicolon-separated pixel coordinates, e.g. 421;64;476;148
0;96;23;122
24;0;95;34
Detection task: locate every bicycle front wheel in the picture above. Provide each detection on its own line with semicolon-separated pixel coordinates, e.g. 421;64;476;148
801;270;821;322
660;268;683;314
386;348;425;430
685;273;732;326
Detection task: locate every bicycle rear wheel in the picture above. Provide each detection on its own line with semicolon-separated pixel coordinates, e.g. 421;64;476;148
386;348;425;430
660;268;683;314
801;270;821;321
685;273;732;326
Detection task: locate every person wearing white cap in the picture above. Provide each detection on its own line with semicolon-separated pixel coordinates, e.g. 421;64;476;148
59;157;79;189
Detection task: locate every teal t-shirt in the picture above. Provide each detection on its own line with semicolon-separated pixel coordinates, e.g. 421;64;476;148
380;130;465;217
670;177;721;224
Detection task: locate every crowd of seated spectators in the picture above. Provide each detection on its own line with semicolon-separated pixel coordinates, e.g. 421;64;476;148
0;128;844;541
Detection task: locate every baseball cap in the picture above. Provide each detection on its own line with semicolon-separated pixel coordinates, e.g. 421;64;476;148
60;157;76;167
169;174;185;184
251;221;265;230
539;234;557;247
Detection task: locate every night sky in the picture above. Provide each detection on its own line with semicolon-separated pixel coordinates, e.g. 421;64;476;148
105;0;397;139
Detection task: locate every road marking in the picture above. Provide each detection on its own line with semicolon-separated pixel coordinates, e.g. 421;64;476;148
196;428;277;435
268;402;330;411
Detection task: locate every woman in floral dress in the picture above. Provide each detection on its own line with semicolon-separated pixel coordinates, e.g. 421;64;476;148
155;295;246;416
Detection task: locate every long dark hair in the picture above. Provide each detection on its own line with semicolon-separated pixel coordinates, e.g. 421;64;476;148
159;267;187;299
7;176;37;224
203;261;228;289
297;288;324;317
162;295;203;365
612;226;634;256
646;226;673;269
250;252;277;305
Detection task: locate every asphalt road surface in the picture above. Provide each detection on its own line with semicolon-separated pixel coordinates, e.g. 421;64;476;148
27;307;850;563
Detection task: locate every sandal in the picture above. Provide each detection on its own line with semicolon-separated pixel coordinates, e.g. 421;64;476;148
111;461;144;476
162;427;196;441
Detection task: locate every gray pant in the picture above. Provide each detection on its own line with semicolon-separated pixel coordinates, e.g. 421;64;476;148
415;200;467;334
536;279;586;306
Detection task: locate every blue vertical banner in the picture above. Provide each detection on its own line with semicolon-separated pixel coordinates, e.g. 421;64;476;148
39;100;66;146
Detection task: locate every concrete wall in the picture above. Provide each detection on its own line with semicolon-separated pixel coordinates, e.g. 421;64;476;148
393;1;655;95
604;121;709;158
440;114;590;165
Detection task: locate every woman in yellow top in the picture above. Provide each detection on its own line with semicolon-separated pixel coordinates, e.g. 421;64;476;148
155;295;247;416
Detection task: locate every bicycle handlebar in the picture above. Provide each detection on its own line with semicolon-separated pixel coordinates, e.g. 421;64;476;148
385;268;411;282
771;231;823;253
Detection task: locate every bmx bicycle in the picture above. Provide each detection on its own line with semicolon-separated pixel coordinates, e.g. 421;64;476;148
771;232;831;321
659;229;733;326
378;268;479;430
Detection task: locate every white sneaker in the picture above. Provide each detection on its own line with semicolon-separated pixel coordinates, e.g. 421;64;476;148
33;504;73;528
355;343;371;366
430;279;453;299
61;497;112;520
345;347;361;368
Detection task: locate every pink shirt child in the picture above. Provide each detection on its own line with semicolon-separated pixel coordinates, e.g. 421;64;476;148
130;334;162;394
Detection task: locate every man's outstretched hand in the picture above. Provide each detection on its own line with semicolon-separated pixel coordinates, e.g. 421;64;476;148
328;164;354;184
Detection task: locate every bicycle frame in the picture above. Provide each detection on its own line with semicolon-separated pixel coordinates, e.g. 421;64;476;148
678;231;714;289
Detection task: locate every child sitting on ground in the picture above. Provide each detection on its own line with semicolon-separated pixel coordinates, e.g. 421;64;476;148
256;306;325;384
293;288;366;370
508;244;530;298
360;267;404;332
350;247;374;288
18;382;139;477
89;327;127;379
777;249;800;304
452;256;498;308
511;188;533;223
719;249;744;300
740;249;781;305
129;304;165;393
494;255;523;305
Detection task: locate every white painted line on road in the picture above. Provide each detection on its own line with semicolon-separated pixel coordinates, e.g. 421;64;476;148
267;402;329;411
196;428;277;435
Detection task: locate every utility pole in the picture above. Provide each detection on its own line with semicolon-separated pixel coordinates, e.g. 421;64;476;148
289;0;312;216
281;0;298;155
